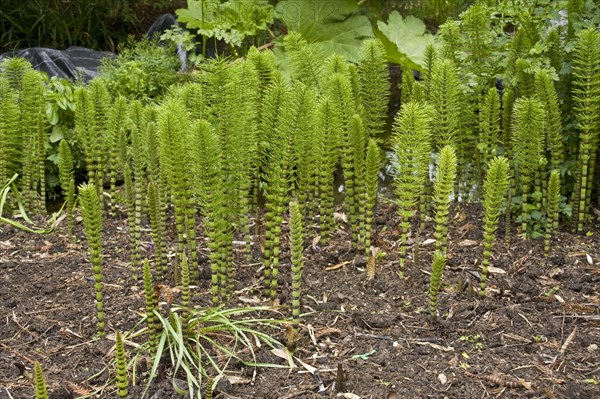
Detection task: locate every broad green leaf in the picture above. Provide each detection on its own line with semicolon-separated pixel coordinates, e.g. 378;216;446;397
377;11;435;69
275;0;357;32
176;0;219;31
275;0;372;63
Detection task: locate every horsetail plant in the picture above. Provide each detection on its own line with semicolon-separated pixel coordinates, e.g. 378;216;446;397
34;362;49;399
123;164;140;281
180;252;191;341
429;251;446;319
289;201;304;339
345;114;367;249
545;170;561;258
392;101;432;277
142;259;158;354
571;27;600;232
79;182;105;337
433;145;458;255
477;88;501;177
58;139;75;238
363;138;380;255
512;97;546;239
534;69;564;173
145;122;168;280
115;331;128;399
480;156;510;296
107;96;128;217
357;38;389;138
158;99;197;280
430;58;462;151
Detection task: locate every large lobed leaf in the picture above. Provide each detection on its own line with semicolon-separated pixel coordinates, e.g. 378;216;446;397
275;0;372;63
376;11;435;70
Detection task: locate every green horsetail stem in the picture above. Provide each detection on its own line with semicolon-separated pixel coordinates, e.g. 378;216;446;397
545;170;561;258
79;182;105;337
364;138;380;255
346;114;367;249
58;139;75;238
289;201;304;337
511;97;545;239
571;27;600;232
115;331;128;398
142;259;158;354
357;38;389;138
392;101;432;277
433;145;458;255
107;97;128;217
123;164;140;281
429;251;446;319
34;362;48;399
180;252;190;340
145;122;169;280
480;157;510;296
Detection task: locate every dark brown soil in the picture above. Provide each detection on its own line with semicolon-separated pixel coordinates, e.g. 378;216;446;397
1;203;599;399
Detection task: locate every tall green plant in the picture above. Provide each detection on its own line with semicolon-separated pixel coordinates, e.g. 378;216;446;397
571;27;600;232
429;251;446;319
480;156;510;297
535;69;564;174
289;201;304;337
545;170;561;258
433;145;458;255
363;138;380;255
79;182;105;337
190;119;227;305
0;77;20;190
392;101;432;277
115;331;128;399
58;139;75;238
512;97;546;239
430;58;462;150
357;38;389;138
477;87;501;177
158;98;197;281
107;96;128;217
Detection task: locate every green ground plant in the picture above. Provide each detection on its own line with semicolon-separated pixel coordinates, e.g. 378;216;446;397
33;362;48;399
392;101;432;277
115;331;128;398
429;251;446;319
480;156;510;296
545;170;561;258
79;182;105;337
571;27;600;232
58;139;75;238
512;97;546;239
433;145;458;255
363;138;380;255
289;201;304;338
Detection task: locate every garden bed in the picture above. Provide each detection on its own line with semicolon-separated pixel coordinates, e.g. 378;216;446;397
1;204;599;398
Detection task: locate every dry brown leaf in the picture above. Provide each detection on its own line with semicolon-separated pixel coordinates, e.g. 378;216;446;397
458;239;478;247
326;261;350;271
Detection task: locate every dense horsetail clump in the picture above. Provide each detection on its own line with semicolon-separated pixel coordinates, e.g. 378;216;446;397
571;27;600;232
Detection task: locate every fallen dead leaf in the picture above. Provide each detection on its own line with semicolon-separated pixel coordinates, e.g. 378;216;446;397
422;238;436;246
223;375;251;385
458;239;478;247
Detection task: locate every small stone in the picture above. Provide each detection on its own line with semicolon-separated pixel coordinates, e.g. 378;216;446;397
587;344;598;353
438;373;448;384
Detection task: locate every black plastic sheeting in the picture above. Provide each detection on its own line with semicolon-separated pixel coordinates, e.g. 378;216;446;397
0;14;183;82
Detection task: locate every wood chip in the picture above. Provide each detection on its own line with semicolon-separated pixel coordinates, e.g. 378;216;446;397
458;239;478;247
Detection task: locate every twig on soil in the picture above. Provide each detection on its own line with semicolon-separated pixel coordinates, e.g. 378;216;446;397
559;325;577;355
0;342;37;365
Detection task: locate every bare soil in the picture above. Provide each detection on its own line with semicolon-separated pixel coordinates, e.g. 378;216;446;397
1;203;599;399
